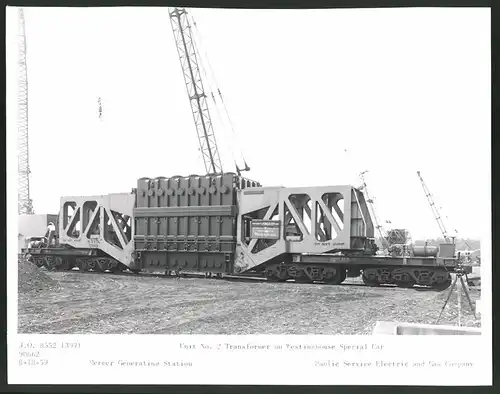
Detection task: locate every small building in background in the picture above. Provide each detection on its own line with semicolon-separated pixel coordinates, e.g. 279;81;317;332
18;214;58;254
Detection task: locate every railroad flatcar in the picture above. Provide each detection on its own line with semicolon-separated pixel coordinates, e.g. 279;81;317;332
25;173;462;290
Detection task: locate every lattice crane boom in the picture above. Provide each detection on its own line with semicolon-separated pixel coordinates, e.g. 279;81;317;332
18;7;34;215
416;171;449;242
169;7;223;175
359;171;388;250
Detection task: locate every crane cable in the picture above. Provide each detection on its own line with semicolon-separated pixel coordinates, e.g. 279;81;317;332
188;22;239;167
189;14;242;164
359;171;388;250
189;12;249;170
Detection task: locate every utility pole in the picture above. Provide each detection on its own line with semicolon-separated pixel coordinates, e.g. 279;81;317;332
18;8;34;215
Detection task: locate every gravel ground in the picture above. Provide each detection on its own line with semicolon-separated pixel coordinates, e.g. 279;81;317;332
18;269;482;335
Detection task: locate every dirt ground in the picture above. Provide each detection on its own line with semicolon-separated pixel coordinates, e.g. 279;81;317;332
18;266;482;334
18;257;60;293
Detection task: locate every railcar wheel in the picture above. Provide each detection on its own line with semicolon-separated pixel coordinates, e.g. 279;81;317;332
265;269;285;282
395;280;415;288
264;269;277;281
33;257;44;268
325;267;346;285
87;259;102;272
305;266;325;282
362;270;380;287
431;278;452;291
393;272;415;288
273;265;289;281
54;257;71;271
294;272;312;283
44;256;56;271
76;258;89;272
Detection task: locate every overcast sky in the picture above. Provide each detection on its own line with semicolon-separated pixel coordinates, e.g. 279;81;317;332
7;7;490;240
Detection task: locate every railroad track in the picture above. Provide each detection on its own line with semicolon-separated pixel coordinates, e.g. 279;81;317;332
60;268;266;282
44;268;427;290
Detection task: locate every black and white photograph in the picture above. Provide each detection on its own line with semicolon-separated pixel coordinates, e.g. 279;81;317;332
7;3;491;386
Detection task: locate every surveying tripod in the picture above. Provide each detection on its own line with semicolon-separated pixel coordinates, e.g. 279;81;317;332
436;262;477;325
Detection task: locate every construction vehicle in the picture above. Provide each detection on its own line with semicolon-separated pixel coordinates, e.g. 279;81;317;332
417;171;476;262
18;213;58;253
22;9;466;290
359;172;412;257
384;228;414;257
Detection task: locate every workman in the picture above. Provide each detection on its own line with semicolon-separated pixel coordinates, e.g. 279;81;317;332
46;222;56;246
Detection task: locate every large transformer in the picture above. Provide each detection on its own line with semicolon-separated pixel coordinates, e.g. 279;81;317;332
25;173;462;290
131;174;254;274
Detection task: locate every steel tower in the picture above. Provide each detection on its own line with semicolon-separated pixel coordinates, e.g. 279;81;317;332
18;8;34;215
